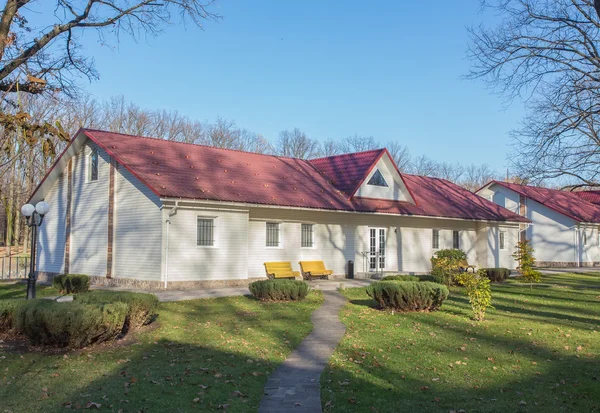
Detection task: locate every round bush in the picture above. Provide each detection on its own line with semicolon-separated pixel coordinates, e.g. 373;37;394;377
481;268;511;283
52;274;90;294
366;281;449;312
75;290;159;329
249;280;309;301
381;274;419;282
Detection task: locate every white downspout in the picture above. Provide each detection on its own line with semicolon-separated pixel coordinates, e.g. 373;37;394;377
164;201;179;289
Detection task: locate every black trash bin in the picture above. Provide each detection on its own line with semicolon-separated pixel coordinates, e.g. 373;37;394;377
347;260;354;279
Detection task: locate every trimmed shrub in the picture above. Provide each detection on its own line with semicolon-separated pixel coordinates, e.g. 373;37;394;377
455;270;493;321
52;274;90;294
0;299;31;331
366;281;449;312
430;249;467;286
417;274;436;282
249;280;309;301
16;300;128;347
381;274;420;282
481;268;511;283
75;291;159;329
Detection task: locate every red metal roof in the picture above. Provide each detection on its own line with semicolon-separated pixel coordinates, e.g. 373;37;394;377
488;181;600;223
70;129;527;222
574;190;600;205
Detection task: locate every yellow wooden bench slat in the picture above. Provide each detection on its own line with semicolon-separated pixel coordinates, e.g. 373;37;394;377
299;261;333;279
458;259;476;272
264;262;300;279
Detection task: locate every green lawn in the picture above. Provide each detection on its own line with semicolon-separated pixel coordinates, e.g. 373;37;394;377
0;281;60;300
322;273;600;413
0;286;323;412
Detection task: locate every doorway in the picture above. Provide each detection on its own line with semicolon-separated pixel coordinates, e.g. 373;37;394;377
369;227;386;271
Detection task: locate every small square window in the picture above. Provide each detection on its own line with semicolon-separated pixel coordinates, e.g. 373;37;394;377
301;224;314;248
432;229;440;249
452;231;460;249
499;231;506;250
197;218;215;246
266;222;280;247
88;149;99;182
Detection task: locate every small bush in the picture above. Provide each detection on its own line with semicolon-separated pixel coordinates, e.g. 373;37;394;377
75;291;159;329
381;274;420;282
455;270;493;321
430;249;467;286
249;280;309;301
481;268;511;283
417;274;436;282
52;274;90;294
0;299;31;331
366;281;449;312
513;239;542;286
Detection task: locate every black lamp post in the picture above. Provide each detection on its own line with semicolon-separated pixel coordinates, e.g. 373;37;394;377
21;201;49;300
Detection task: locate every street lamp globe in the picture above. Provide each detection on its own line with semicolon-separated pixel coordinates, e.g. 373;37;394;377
21;203;35;217
35;201;50;216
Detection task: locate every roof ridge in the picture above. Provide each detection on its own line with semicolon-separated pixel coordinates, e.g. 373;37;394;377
82;128;308;162
309;148;385;162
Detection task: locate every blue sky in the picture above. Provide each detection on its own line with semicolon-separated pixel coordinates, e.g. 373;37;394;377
75;1;523;171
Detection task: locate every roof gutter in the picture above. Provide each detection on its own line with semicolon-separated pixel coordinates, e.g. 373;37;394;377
159;197;527;225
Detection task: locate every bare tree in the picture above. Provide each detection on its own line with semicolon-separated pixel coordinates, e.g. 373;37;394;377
275;128;320;159
0;0;220;95
339;134;380;153
460;164;498;192
320;139;341;157
467;0;600;188
386;141;411;172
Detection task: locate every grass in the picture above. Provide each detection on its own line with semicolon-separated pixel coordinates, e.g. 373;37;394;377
322;273;600;413
0;286;323;412
0;281;60;299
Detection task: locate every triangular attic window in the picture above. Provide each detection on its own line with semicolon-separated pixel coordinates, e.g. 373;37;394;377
367;169;388;187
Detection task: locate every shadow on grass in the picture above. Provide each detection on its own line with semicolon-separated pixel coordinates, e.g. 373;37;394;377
324;290;600;413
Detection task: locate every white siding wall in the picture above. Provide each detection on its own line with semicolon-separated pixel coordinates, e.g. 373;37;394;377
355;155;413;202
247;207;483;277
69;141;109;276
165;206;249;281
476;224;518;269
479;185;520;214
37;164;68;273
113;165;162;280
525;199;577;263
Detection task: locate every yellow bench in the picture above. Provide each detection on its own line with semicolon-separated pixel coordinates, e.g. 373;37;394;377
299;261;334;280
458;260;476;273
264;262;300;279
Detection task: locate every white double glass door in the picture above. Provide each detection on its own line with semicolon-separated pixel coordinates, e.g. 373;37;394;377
369;228;386;271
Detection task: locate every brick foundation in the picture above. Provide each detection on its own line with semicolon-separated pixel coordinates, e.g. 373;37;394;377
37;272;347;290
537;261;600;268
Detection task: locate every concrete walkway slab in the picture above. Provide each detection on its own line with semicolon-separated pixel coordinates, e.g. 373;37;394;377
258;290;347;413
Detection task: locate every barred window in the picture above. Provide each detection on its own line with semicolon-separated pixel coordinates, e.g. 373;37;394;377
266;222;280;247
197;218;215;246
301;224;314;248
453;230;460;249
432;229;440;249
499;231;506;250
89;149;99;182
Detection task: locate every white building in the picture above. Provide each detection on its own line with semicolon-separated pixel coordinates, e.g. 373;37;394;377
30;129;527;289
477;181;600;267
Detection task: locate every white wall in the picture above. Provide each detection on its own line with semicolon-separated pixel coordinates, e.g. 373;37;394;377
69;141;109;276
525;199;578;264
355;155;413;202
164;205;249;281
479;184;520;214
113;165;163;280
476;224;518;269
246;207;484;277
37;164;68;274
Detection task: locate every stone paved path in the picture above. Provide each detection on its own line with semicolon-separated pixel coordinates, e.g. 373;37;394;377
258;290;347;413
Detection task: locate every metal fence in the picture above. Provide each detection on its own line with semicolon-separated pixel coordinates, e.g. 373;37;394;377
0;256;30;280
